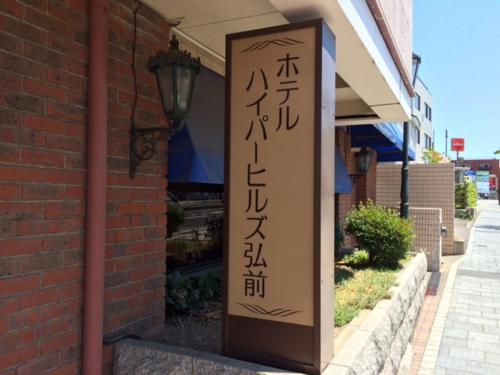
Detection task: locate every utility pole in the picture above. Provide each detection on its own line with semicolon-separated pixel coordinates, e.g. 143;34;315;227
401;53;421;219
445;129;448;157
400;121;409;218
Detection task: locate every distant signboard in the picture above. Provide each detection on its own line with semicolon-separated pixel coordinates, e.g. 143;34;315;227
451;138;465;152
464;170;476;182
490;175;497;191
476;171;490;195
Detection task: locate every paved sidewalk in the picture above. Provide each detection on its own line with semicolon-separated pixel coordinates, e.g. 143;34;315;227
419;200;500;374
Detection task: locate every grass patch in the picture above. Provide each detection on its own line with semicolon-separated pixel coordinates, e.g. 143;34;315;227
334;256;412;327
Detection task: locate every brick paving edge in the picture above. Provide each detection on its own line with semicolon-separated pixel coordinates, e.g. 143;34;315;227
416;208;480;374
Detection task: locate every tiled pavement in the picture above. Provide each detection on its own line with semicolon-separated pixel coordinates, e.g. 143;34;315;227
418;201;500;375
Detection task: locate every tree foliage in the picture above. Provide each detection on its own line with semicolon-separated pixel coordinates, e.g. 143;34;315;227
423;149;450;164
455;181;477;209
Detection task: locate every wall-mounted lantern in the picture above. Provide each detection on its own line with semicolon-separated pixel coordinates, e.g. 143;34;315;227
350;147;374;183
129;34;201;178
151;35;201;120
355;147;374;174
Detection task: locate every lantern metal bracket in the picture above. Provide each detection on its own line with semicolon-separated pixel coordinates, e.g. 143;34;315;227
129;120;184;179
349;174;364;184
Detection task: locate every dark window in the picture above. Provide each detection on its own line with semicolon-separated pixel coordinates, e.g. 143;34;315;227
424;134;432;149
411;125;419;146
424;103;432;121
414;93;421;111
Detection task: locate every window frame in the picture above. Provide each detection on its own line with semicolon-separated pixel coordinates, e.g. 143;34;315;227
414;93;421;111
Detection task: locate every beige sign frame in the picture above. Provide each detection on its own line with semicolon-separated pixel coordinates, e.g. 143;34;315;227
223;19;336;374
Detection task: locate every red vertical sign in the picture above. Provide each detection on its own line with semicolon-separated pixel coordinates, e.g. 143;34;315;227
451;138;464;152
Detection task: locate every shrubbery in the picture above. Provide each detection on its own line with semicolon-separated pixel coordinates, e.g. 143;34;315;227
342;250;370;268
344;201;414;269
166;271;222;312
167;203;185;238
455;181;477;209
335;219;345;258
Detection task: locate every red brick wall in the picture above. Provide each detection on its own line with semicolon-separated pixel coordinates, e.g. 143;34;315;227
0;1;169;374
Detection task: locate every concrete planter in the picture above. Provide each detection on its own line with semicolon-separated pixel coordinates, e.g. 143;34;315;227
114;253;428;375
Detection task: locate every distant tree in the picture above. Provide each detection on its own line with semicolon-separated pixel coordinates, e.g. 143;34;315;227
495;149;500;155
423;149;450;164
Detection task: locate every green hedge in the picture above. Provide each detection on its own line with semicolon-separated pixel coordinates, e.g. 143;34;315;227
345;201;414;269
455;181;477;209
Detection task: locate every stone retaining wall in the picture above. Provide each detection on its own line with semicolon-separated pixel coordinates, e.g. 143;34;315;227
326;252;428;375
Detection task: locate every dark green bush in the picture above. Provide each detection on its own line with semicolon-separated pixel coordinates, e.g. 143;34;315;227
167;204;185;238
455;181;477;209
166;271;222;312
335;219;345;258
205;214;223;251
344;201;414;269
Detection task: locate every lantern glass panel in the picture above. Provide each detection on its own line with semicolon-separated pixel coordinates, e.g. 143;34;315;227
356;149;372;174
359;155;368;173
175;65;194;113
156;66;174;114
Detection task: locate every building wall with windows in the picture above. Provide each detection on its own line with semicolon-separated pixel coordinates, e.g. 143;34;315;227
411;77;433;162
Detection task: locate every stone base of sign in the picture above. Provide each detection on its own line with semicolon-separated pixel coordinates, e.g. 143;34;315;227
114;339;293;375
114;253;428;375
325;252;428;375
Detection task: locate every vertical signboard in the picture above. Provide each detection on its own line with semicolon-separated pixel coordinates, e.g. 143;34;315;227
476;171;490;195
451;138;465;152
223;19;335;374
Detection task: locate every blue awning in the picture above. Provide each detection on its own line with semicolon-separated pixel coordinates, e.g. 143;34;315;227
169;125;353;194
168;125;224;185
335;147;352;194
350;123;415;162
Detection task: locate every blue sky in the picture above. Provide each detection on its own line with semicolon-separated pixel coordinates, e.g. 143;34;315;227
413;0;500;159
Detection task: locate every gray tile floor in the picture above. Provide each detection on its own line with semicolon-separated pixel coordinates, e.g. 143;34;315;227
435;201;500;375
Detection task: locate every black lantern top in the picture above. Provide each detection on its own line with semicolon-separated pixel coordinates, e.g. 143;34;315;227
148;35;201;121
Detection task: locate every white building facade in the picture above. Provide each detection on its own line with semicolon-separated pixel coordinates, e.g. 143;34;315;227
411;77;433;162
